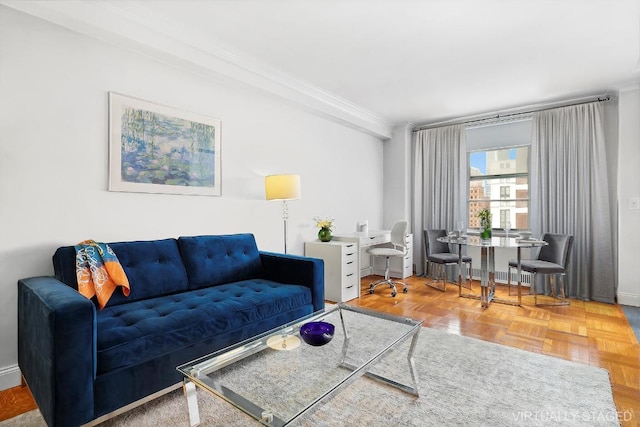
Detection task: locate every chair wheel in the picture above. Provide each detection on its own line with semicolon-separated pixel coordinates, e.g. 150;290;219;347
369;289;375;294
391;292;397;297
403;288;408;293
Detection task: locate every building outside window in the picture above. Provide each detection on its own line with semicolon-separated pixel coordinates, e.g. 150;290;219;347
468;146;529;230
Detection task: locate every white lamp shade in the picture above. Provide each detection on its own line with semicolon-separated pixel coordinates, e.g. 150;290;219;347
265;174;301;200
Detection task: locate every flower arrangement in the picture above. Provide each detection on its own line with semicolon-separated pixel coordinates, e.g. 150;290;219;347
477;208;492;239
313;216;335;230
313;216;335;242
477;208;492;225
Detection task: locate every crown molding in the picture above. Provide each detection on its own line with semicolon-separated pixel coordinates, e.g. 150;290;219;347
0;0;392;139
616;79;640;92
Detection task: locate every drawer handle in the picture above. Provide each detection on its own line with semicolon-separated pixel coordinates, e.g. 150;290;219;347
346;253;355;256
369;237;376;240
346;285;354;289
346;273;354;277
346;244;355;248
346;261;354;265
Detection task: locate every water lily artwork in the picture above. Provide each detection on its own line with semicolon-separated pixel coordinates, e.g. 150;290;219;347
109;92;221;196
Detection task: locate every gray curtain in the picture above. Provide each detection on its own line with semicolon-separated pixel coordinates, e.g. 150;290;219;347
412;125;467;275
531;102;615;303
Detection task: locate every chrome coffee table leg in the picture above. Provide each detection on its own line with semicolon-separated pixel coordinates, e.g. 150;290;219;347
338;307;350;364
337;305;421;396
184;379;200;427
405;327;421;395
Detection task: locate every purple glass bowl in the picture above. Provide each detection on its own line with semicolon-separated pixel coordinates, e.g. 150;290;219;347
299;321;335;346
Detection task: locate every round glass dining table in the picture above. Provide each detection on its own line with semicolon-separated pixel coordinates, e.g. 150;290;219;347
437;235;547;308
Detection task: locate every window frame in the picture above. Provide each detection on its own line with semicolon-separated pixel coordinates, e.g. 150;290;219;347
467;145;530;231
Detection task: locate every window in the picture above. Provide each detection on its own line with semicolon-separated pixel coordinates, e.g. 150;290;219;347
500;186;509;198
500;209;509;227
468;147;529;230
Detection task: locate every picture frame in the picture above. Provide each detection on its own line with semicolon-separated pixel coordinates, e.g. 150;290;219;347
108;92;221;196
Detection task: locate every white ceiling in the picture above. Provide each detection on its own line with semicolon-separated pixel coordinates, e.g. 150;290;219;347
4;0;640;132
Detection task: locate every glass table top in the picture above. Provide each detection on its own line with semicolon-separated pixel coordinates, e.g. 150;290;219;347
439;235;547;248
177;303;422;426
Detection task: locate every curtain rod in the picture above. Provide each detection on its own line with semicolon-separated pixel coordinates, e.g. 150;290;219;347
413;94;613;132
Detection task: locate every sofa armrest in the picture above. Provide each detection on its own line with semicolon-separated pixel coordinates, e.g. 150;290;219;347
259;252;324;312
18;276;96;427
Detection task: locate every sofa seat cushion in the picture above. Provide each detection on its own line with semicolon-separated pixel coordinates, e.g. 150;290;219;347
95;279;313;374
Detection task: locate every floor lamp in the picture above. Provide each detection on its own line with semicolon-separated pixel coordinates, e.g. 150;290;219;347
265;174;301;254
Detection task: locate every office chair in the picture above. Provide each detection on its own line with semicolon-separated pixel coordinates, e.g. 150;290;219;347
424;229;472;292
507;233;573;306
366;220;409;297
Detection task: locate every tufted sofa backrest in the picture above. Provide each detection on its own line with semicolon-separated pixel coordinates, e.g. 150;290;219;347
53;238;190;308
178;234;263;289
53;234;265;308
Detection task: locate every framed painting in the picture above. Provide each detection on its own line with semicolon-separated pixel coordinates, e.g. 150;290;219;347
108;92;221;196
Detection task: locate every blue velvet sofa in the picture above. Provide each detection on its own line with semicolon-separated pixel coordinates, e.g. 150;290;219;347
17;234;324;427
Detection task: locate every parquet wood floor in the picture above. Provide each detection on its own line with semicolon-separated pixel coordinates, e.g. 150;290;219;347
0;379;36;422
1;275;638;425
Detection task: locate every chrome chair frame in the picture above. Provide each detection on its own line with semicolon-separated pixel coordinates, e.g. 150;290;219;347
367;221;409;298
507;233;573;306
423;229;472;292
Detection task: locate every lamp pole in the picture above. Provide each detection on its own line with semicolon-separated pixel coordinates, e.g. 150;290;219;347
265;174;301;254
282;199;290;254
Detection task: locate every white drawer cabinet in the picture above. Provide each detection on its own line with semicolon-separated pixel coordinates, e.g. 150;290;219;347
333;230;391;278
305;240;359;302
372;234;414;279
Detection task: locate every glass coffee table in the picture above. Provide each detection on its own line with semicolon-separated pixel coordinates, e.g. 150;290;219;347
177;303;422;426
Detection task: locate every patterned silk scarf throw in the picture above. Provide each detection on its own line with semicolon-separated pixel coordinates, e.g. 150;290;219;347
75;240;130;309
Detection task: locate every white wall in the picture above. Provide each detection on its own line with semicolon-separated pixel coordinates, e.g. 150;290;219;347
0;7;384;389
617;85;640;307
383;123;413;229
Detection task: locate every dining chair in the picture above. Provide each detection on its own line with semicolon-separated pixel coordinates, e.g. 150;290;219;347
366;220;409;297
507;233;573;306
423;229;472;292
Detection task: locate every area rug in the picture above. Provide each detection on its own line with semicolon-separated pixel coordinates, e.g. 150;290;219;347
1;326;619;427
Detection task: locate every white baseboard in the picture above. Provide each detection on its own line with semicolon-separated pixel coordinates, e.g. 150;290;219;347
0;364;22;391
617;292;640;307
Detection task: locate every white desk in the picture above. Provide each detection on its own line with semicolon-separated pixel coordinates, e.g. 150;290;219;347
333;230;413;280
